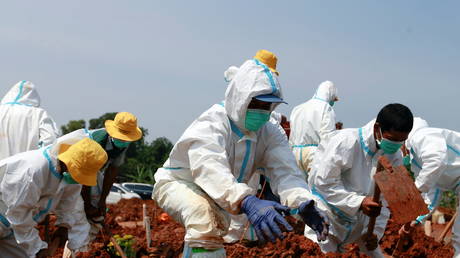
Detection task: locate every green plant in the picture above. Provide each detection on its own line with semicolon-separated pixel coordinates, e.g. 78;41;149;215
125;165;155;184
440;190;457;210
106;234;136;257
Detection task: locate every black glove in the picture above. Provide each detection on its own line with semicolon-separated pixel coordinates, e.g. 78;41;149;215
299;200;329;241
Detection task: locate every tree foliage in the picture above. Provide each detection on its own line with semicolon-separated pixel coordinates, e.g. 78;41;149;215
60;113;173;184
60;120;86;135
89;112;117;129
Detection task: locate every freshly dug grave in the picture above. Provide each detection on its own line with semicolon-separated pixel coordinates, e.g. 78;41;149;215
380;218;454;257
44;199;454;257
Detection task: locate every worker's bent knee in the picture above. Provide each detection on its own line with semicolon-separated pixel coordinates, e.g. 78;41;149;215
153;181;230;248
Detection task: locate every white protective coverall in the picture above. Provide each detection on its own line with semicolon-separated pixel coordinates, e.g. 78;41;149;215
55;128;126;243
289;81;337;174
223;112;289;243
0;81;58;160
406;117;460;255
220;67;287;244
306;120;402;257
153;59;314;256
0;139;90;257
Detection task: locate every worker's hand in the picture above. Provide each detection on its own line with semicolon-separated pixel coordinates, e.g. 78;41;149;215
241;195;293;242
360;197;382;217
398;222;415;237
85;204;101;219
97;201;107;217
361;233;379;251
52;226;69;247
36;248;49;258
298;200;329;241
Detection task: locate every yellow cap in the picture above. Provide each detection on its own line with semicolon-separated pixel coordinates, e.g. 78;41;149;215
105;112;143;142
58;138;108;186
254;49;279;76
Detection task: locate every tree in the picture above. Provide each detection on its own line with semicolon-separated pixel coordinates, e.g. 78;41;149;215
120;135;173;184
89;112;117;129
60;120;86;135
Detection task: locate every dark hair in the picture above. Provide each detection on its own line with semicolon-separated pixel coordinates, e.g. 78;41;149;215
376;103;413;132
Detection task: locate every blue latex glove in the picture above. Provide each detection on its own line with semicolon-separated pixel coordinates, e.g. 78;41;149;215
299;200;329;241
241;195;293;242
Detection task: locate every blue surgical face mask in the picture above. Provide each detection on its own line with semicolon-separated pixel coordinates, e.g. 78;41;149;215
245;109;271;132
376;129;404;154
63;172;79;184
112;138;131;149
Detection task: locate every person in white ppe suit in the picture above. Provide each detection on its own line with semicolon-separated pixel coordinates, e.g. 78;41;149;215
153;50;329;258
306;103;413;257
221;59;291;244
289;81;338;174
0;80;58;160
0;138;107;258
56;112;142;244
225;65;290;140
399;117;460;256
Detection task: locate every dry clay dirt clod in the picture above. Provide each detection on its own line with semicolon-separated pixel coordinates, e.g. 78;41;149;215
374;156;429;225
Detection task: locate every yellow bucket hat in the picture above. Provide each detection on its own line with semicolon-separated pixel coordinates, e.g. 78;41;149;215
58;138;108;186
105;112;143;142
254;49;279;76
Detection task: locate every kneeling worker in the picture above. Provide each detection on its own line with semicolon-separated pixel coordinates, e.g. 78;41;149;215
153;50;329;257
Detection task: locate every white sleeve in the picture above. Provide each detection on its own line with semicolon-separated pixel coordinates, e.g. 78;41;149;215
312;138;366;217
187;119;253;214
412;133;448;193
2;168;47;256
259;124;312;208
38;109;58;147
319;106;336;143
54;184;90;252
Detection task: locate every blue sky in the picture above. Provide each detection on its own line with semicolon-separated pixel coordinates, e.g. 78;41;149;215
1;1;459;142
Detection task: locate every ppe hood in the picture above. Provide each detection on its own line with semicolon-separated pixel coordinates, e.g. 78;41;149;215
313;81;337;103
408;117;429;142
224;59;284;131
1;81;40;107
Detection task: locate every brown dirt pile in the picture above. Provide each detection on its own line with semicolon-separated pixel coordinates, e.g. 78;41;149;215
42;199;454;257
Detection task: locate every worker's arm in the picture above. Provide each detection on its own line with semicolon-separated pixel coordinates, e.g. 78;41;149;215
81;185;99;218
318;105;336;143
411;132;447;193
186;113;253;214
37;109;59;147
311;134;366;218
260;124;330;240
98;165;119;212
414;188;442;225
2;167;48;256
258;123;313;208
55;184;90;252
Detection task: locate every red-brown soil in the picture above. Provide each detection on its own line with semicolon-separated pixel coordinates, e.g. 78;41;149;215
42;199;454;257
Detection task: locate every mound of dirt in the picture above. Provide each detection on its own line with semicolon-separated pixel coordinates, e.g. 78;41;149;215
43;199;454;257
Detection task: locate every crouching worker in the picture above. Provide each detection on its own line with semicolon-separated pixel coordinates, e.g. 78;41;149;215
56;112;143;243
80;112;142;230
0;138;107;258
399;117;460;257
306;103;413;257
153;50;329;257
